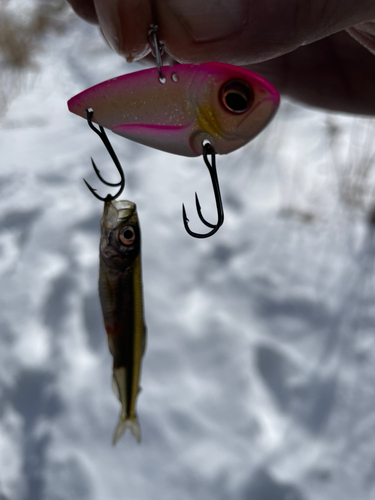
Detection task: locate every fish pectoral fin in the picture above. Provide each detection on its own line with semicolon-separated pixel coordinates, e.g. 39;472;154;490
112;415;141;445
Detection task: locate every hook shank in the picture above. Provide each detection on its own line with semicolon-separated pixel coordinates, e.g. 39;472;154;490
182;144;224;238
84;109;125;201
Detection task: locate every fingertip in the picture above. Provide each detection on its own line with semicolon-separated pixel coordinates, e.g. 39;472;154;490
66;0;98;24
94;0;153;61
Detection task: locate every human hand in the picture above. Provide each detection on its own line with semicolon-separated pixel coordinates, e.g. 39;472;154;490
67;0;375;114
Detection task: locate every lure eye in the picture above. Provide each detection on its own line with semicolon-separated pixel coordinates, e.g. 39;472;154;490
220;80;254;114
119;226;136;246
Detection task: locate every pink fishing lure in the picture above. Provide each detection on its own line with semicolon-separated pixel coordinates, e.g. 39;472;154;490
68;63;279;157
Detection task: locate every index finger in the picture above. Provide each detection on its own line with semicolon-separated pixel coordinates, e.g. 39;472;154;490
67;0;153;62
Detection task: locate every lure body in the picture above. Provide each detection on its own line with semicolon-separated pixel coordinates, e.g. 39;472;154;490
99;199;146;444
68;63;279;157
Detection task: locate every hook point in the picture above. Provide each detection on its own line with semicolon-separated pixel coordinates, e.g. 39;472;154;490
182;204;190;223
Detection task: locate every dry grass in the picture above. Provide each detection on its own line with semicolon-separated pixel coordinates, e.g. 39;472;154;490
0;0;68;115
326;116;375;222
0;0;67;68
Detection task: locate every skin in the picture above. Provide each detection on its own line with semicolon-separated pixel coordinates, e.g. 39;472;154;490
67;0;375;115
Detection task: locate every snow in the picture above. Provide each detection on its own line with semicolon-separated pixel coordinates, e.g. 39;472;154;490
2;3;375;500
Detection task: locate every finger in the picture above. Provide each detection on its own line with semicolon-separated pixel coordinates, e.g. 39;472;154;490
246;31;375;115
66;0;98;24
93;0;153;62
68;0;375;66
348;22;375;55
156;0;375;65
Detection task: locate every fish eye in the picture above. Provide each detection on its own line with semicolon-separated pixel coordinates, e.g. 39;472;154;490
220;80;254;114
119;226;136;246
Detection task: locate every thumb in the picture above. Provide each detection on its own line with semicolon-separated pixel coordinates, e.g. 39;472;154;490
157;0;375;64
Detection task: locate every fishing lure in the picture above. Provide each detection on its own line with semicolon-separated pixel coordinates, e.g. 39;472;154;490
68;26;279;237
86;111;146;444
68;63;279;158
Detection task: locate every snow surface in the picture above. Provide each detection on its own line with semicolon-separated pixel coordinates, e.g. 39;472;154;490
2;5;375;500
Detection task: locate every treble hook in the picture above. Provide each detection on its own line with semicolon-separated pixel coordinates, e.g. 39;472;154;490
83;108;125;201
182;143;224;238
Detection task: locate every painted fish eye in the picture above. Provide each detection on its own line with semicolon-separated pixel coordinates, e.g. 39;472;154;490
119;226;136;246
220;80;254;114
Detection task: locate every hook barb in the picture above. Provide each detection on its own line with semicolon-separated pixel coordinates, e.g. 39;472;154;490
83;109;125;202
182;144;224;238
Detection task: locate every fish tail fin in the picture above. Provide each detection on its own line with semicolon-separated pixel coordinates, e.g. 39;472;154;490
112;414;141;445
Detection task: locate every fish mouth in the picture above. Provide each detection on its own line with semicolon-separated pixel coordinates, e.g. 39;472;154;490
109;200;137;221
112;200;136;220
111;200;135;210
102;200;137;229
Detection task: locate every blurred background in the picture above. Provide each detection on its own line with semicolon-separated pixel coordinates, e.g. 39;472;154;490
2;1;375;499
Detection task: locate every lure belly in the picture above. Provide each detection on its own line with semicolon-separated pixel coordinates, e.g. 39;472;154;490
99;199;146;444
68;63;279;157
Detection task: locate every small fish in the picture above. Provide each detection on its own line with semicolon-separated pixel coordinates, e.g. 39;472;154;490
68;63;279;157
99;199;146;444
